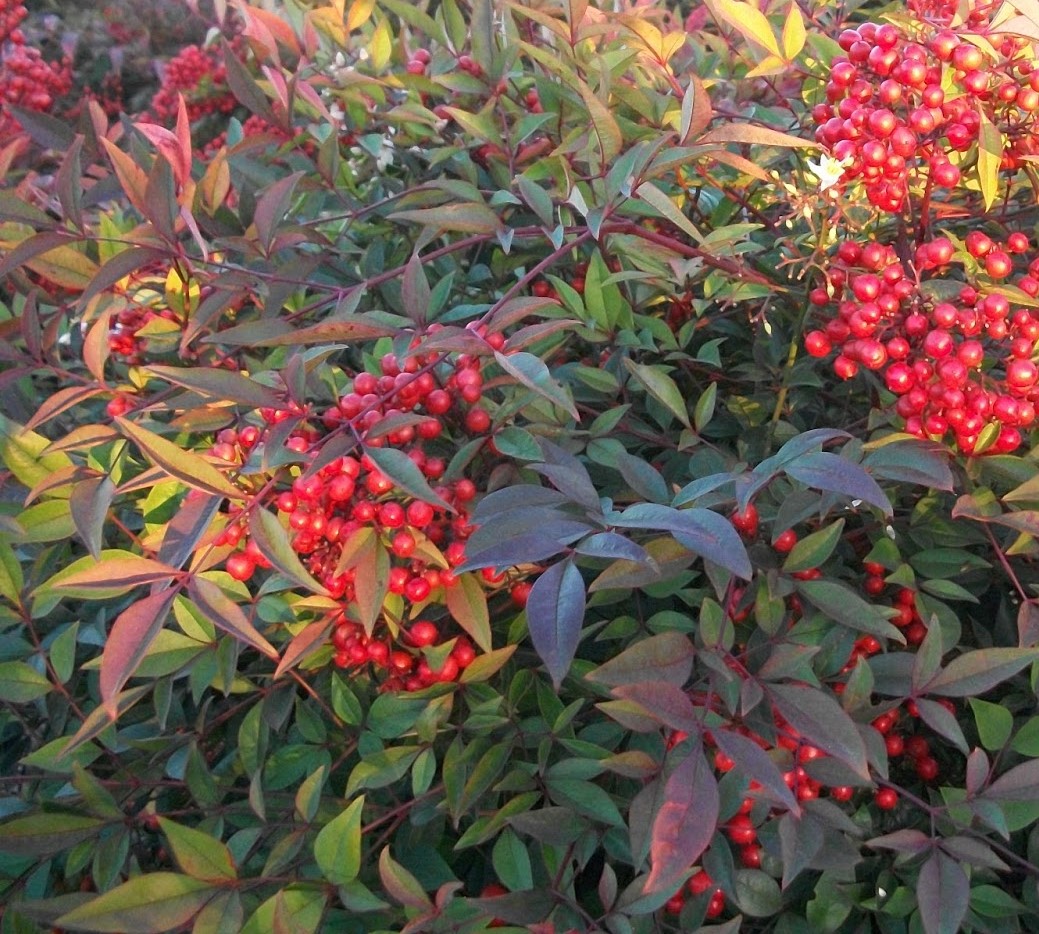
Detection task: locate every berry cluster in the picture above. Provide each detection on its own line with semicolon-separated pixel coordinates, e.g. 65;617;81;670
203;345;517;691
804;235;1039;454
812;20;1034;210
0;44;71;132
0;0;26;46
150;43;236;124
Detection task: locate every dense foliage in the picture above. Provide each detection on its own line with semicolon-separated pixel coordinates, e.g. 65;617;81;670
3;0;1039;931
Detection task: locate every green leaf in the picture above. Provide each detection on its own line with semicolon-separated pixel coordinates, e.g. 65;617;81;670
249;508;329;595
55;873;215;933
389;203;502;234
157;818;237;882
187;577;278;660
976;109;1001;212
145;366;284;410
970;698;1014;752
314;795;364;886
634;181;702;243
622;359;691;428
362;445;452;510
0;413;73;493
445;572;492;652
796;579;903;643
0;661;52;702
0;812;106;857
781;519;844;573
494;350;579;419
239;886;326;934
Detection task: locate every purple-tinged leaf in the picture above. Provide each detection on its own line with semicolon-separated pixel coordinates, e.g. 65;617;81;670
275;619;333;679
915;698;968;754
24;386;105;433
79;246;166;307
611;503;751;579
401;253;431;325
866;828;932;853
923;647;1039;696
917;850;968;934
573;531;650;563
68;475;115;561
965;747;990;796
587;632;694;689
526;559;585;689
146;366;284;410
187;577;278;660
378;847;434;911
535;439;602;513
777;812;822;889
611;682;700;733
783;452;891;515
768;683;869;779
983;758;1039;801
643;745;718;894
469;891;554;924
863;439;953;491
100;587;177;717
157;492;221;571
713;729;799;814
939;834;1009;871
459;532;570;572
48;555;179;598
253;172;304;253
471;485;569;523
1018;601;1039;648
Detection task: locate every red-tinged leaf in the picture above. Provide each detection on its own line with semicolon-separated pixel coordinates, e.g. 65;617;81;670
0;813;107;858
146;365;284;409
378;847;434;911
248;508;328;595
611;681;700;733
644;745;718;894
25;386;104;432
783;452;892;515
444;572;492;652
503;318;583;353
82;307;113;384
69;475;115;560
768;683;869;779
238;2;301;59
254;317;400;346
54;872;216;933
363;446;453;510
389;203;503;234
526;558;585;690
43;425;120;457
917;850;969;934
252;171;304;252
100;138;149;216
221;40;276;122
157;491;222;571
487;296;564;333
187;577;278;659
134;121;192;188
982;758;1039;801
274;620;333;679
493;350;579;419
586;632;694;688
115;417;244;500
100;588;177;716
923;648;1039;697
48;555;179;597
712;729;800;814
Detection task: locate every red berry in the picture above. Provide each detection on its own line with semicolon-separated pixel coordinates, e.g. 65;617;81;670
875;788;899;810
731;503;759;537
226;551;256;582
409;621;439;647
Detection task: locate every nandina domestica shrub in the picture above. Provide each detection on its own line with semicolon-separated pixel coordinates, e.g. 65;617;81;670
2;0;1039;932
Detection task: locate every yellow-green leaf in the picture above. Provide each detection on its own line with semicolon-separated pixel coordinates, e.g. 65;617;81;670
711;0;781;56
781;1;806;60
158;818;237;882
314;796;365;886
977;109;1001;212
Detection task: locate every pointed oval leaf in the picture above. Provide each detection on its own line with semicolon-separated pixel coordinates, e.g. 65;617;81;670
187;577;278;659
47;556;179;599
0;661;52;703
100;588;177;716
445;572;492;652
713;729;800;814
587;632;694;688
644;745;719;894
622;359;692;428
116;417;244;500
363;445;452;510
146;366;284;410
924;648;1039;697
783;452;891;515
526;559;586;689
378;847;434;911
917;851;969;934
314;796;365;886
157;818;237;882
494;350;579;419
249;508;329;595
55;873;215;933
768;683;869;779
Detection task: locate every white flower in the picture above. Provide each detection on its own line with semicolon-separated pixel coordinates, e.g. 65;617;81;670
806;154;851;192
376;137;395;170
